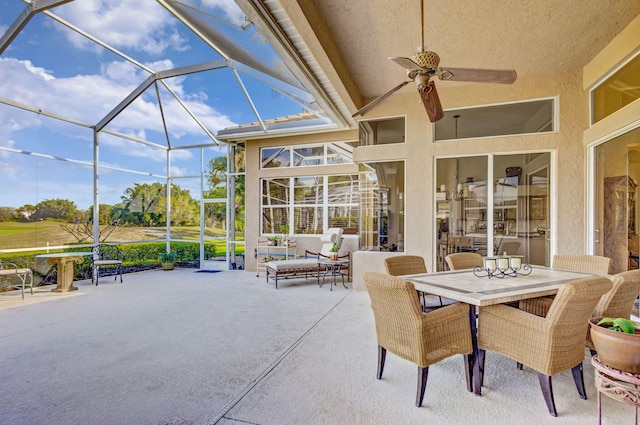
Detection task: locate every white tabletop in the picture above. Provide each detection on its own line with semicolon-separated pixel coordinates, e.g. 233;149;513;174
403;266;600;307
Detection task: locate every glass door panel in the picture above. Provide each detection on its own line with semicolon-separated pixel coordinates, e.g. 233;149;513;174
593;127;640;274
202;200;228;270
494;153;550;266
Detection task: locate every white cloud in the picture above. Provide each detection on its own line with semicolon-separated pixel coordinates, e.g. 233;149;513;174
0;56;237;143
202;0;247;27
54;0;189;55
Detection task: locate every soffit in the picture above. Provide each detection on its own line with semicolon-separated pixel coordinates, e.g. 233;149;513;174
282;0;640;112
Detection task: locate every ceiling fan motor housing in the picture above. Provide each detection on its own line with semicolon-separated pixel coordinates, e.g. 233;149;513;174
411;50;440;69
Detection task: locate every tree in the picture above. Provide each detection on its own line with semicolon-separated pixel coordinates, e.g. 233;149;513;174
60;204;122;242
155;184;199;226
118;182;165;226
15;204;36;221
0;207;14;222
87;204;115;224
31;199;79;222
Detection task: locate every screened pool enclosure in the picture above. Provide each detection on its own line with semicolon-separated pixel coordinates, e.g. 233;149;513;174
0;0;343;269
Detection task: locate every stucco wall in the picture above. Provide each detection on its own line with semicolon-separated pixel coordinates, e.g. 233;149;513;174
350;69;587;271
241;15;640;278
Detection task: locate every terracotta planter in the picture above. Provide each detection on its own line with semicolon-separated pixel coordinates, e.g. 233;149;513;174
589;317;640;374
330;253;338;261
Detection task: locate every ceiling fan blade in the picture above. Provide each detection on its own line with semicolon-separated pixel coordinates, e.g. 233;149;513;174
352;81;410;118
438;67;517;84
419;82;444;123
389;56;430;72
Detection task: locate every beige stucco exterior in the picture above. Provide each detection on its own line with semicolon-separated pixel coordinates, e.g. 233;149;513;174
242;14;640;279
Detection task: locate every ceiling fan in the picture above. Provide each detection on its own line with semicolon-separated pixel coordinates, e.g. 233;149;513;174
352;0;517;123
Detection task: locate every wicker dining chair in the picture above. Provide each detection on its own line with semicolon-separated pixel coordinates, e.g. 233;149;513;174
363;271;473;407
520;270;640;351
384;255;448;309
520;254;613;316
552;254;612;275
445;252;484;271
478;276;613;417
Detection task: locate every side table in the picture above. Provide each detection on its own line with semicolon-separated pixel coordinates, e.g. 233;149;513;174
36;252;93;292
318;259;348;291
592;354;640;425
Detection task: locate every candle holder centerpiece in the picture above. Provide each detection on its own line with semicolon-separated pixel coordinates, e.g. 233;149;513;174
473;255;532;278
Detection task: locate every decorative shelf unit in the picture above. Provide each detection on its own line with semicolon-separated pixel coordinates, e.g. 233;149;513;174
603;175;637;274
256;238;297;277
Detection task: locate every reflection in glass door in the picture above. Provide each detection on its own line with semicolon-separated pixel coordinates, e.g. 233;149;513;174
435;153;551;271
592;127;640;274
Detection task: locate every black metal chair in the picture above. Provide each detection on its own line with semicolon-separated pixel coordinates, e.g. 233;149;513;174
91;244;124;286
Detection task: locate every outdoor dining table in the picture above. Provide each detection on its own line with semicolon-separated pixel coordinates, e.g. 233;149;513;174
36;252;93;293
401;266;598;396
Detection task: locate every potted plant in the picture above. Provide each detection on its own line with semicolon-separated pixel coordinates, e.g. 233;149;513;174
267;236;279;246
159;251;178;270
590;316;640;373
329;243;339;261
280;224;291;246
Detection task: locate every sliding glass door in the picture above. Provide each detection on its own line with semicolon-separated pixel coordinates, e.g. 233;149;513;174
592;126;640;274
435;153;551;271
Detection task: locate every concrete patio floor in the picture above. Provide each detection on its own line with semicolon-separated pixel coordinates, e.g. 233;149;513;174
0;269;636;424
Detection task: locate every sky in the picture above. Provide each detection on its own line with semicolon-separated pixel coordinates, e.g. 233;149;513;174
0;0;313;210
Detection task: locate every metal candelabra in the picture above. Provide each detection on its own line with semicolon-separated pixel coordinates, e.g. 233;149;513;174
473;256;532;279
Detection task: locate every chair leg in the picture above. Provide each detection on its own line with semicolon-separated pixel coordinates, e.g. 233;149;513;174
463;354;473;392
416;366;429;407
377;345;386;380
478;348;486;387
517;362;523;370
537;373;557;417
571;363;587;400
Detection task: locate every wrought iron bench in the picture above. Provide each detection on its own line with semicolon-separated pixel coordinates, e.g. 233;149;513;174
0;260;34;299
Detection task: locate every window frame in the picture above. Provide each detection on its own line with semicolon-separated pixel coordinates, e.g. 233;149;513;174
433;97;558;142
260;173;360;236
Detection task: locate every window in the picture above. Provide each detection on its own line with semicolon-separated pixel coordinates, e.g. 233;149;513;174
434;98;555;141
260;142;355;169
358;161;405;251
591;52;640;124
261;174;359;235
358;117;405;146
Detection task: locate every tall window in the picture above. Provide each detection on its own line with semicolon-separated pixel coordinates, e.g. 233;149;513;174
359;161;405;252
261;174;359;235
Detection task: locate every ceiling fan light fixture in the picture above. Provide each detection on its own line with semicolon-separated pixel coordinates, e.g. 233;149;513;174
415;74;430;92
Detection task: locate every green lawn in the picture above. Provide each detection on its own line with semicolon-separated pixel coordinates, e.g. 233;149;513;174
0;221;239;250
